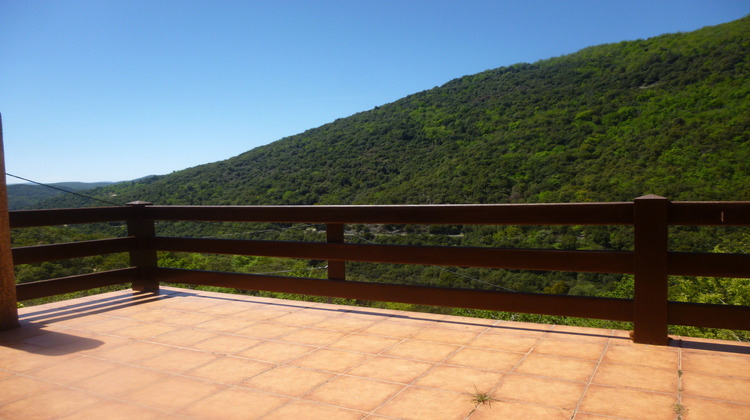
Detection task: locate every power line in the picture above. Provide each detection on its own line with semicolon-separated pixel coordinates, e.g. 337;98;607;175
6;173;124;207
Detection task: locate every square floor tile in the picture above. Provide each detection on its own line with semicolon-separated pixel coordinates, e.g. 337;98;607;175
303;375;403;411
359;321;426;338
242;365;334;397
72;365;167;397
155;311;217;327
383;340;459;362
277;328;348;346
270;311;331;327
445;347;525;372
680;396;750;419
602;342;678;369
234;322;301;339
149;328;218;346
681;351;750;379
468;333;540;353
110;322;178;340
0;375;57;404
264;400;364;420
311;316;375;332
121;376;225;412
347;355;435;384
548;325;613;342
327;333;401;354
469;399;573;420
513;353;597;382
190;334;263;354
186;355;273;384
592;362;678;393
411;327;479;345
195;316;254;333
493;374;586;410
236;340;315;363
81;318;135;334
57;400;166;420
179;387;290;419
414;364;505;394
375;386;476;420
0;351;77;373
28;355;119;385
90;340;172;363
532;338;607;360
0;387;101;419
578;384;677;419
137;347;221;373
681;371;750;405
289;348;371;373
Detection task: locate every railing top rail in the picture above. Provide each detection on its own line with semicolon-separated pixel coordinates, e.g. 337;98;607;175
9;206;135;228
144;202;635;225
8;200;750;229
669;201;750;226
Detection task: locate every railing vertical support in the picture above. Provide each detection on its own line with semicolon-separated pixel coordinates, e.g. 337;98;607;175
632;194;670;345
127;201;159;293
0;113;19;329
326;223;345;281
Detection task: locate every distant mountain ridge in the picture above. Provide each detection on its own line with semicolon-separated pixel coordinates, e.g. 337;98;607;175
8;182;113;210
41;16;749;208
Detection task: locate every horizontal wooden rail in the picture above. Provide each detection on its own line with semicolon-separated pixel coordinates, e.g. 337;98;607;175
145;202;635;225
9;207;135;228
154;237;634;274
12;238;135;265
5;198;750;345
156;268;635;321
669;202;750;226
15;268;137;301
668;301;750;331
669;252;750;278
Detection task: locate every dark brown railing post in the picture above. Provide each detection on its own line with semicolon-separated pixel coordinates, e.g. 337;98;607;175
0;113;19;329
326;223;345;281
632;194;669;345
127;201;159;293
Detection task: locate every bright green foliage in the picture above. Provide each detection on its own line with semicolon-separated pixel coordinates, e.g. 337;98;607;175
11;18;750;339
12;225;130;284
39;17;749;209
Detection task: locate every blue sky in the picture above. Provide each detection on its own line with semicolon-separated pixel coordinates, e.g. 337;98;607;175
2;1;748;184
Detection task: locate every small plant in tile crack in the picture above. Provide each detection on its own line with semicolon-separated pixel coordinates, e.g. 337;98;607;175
673;402;688;419
469;384;493;408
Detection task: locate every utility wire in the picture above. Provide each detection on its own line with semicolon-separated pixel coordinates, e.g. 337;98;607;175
6;172;124;207
7;172;517;292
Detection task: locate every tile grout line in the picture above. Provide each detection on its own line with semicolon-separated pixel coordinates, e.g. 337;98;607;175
569;330;613;419
361;322;497;418
677;341;684;419
256;314;432;419
463;324;554;420
0;368;191;419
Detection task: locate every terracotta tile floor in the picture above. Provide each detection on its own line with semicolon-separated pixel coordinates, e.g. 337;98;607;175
1;287;749;419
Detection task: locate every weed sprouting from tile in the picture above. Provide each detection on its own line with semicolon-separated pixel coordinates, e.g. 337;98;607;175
673;402;688;419
469;384;493;408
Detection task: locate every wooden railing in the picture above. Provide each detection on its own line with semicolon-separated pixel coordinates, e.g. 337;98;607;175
4;196;750;345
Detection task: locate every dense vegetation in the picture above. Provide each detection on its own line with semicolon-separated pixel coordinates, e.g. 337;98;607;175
41;17;749;208
12;17;749;339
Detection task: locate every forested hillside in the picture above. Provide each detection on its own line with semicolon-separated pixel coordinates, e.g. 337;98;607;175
18;17;750;340
43;16;749;208
8;182;112;210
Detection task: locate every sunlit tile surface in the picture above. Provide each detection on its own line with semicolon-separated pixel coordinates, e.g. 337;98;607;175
1;286;748;419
